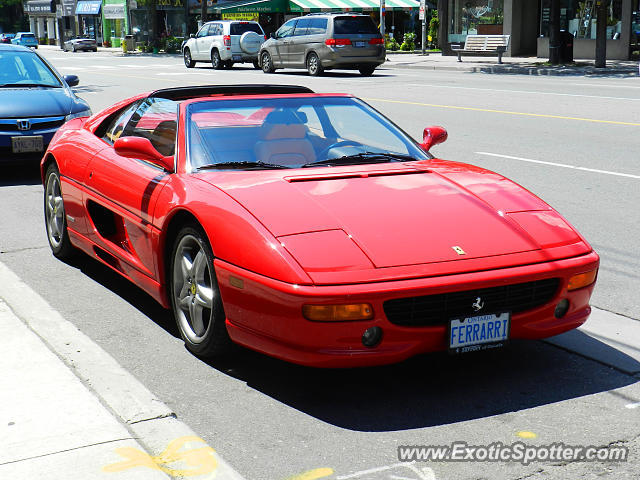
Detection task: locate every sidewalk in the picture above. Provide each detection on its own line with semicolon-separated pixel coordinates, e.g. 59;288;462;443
0;261;244;480
39;43;639;76
383;51;640;76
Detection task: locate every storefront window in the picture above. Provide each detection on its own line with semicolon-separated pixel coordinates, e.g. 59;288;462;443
540;0;623;40
448;0;504;43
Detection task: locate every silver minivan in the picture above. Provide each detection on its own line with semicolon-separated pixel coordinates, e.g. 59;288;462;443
259;13;385;76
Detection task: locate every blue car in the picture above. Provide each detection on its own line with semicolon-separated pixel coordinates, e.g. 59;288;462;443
0;44;91;161
11;32;39;48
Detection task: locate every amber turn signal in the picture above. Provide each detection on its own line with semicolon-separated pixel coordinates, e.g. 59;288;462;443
567;269;598;291
302;303;374;322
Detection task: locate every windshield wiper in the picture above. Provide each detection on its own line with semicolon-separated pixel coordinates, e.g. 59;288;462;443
0;83;59;88
302;152;416;168
197;161;289;170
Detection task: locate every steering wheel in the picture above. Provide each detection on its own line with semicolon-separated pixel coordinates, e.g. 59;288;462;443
317;140;364;159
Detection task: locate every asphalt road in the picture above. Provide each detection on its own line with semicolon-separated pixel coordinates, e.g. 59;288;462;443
1;50;639;480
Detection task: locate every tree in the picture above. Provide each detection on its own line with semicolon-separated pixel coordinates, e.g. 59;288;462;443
0;0;27;33
437;0;451;55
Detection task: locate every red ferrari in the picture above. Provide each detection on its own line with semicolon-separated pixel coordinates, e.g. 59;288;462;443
42;85;599;367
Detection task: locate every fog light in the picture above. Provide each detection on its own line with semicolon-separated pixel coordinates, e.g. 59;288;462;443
554;299;570;319
362;326;383;347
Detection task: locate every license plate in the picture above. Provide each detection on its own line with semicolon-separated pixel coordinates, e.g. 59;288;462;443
11;136;43;153
353;41;366;48
232;55;242;61
449;312;510;353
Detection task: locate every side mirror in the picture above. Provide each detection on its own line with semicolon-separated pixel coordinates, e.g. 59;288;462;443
114;136;174;172
420;126;448;152
64;74;79;87
190;34;195;38
270;32;276;39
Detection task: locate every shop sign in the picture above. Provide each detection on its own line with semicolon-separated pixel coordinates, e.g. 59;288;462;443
222;12;259;21
103;3;126;18
24;0;55;13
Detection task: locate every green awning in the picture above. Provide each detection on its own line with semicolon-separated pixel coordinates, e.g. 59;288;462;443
288;0;420;12
213;0;287;13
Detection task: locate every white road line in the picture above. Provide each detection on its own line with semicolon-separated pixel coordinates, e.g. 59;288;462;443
625;402;640;409
157;72;191;75
405;83;640;101
571;82;640;89
476;152;640;180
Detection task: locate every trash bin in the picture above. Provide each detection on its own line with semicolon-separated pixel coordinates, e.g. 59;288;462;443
123;34;135;52
559;30;574;63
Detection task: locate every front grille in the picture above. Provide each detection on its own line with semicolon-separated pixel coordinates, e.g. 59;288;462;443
0;118;65;132
383;278;561;327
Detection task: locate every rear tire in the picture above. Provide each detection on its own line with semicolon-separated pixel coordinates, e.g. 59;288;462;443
184;48;195;68
44;164;75;260
359;66;376;76
211;49;223;70
261;51;275;73
306;52;323;76
169;224;232;357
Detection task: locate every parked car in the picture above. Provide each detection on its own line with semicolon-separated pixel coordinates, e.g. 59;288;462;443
41;84;599;367
63;37;98;52
12;32;39;49
0;44;91;161
259;12;385;76
182;20;266;69
0;33;15;44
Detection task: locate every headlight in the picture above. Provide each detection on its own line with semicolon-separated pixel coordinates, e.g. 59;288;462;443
65;109;92;122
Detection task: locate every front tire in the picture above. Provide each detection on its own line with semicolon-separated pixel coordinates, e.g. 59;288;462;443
170;224;231;357
261;51;275;73
306;52;323;76
211;49;223;70
184;48;195;68
44;164;74;259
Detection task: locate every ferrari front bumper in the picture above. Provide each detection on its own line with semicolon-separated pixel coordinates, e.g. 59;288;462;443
215;250;599;368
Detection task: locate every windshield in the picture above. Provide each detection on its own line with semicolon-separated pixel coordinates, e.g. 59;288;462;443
0;50;61;87
186;96;427;170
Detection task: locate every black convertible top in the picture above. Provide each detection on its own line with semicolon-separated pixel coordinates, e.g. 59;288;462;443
150;84;314;100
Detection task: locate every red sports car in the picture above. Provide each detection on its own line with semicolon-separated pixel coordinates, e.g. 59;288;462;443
42;85;599;367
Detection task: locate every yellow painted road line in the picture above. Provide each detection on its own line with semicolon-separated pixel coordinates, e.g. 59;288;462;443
363;98;640;127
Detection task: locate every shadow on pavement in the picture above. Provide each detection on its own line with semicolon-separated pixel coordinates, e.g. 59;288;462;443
61;254;179;337
0;161;42;187
63;251;639;433
204;332;638;432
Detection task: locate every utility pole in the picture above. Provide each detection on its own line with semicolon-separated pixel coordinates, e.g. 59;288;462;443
549;0;560;64
595;0;607;68
420;0;426;54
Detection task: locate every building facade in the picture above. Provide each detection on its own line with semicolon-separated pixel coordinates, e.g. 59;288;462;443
443;0;638;60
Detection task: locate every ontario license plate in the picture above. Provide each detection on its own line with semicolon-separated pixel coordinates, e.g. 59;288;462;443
232;55;242;61
449;312;510;353
353;41;366;48
11;136;44;153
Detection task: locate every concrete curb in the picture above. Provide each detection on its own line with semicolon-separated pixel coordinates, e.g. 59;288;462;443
0;260;245;480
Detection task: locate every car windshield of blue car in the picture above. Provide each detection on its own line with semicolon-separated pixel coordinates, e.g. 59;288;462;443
187;96;429;171
0;51;62;88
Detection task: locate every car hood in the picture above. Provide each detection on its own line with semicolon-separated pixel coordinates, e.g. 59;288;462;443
197;161;588;281
0;87;74;118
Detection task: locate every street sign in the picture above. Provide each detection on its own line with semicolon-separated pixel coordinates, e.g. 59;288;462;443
419;5;425;20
